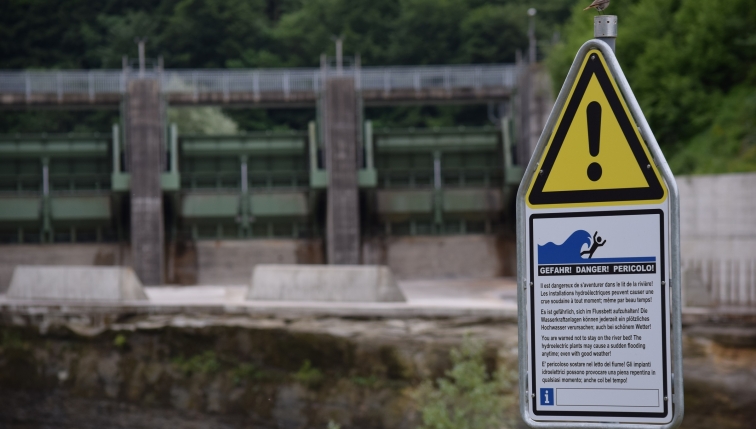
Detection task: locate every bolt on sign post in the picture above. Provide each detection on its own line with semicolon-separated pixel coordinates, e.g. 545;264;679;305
516;16;684;429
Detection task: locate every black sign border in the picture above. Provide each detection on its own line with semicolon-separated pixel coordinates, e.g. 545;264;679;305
529;209;669;420
527;51;665;206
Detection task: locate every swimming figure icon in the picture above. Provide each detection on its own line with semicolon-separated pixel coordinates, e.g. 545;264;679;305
580;231;606;259
538;230;653;264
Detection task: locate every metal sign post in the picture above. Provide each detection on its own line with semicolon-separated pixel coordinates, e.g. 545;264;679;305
516;16;683;429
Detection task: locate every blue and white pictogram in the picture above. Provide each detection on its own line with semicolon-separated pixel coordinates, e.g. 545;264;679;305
540;388;555;406
538;230;655;264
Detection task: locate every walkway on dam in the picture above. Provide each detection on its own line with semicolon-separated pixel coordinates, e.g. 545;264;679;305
0;64;517;107
1;275;752;322
0;277;518;319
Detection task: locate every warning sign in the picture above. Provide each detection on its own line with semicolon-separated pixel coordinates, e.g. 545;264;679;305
527;49;667;208
517;40;681;428
527;210;671;423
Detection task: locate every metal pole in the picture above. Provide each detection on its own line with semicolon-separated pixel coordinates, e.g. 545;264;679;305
42;158;49;197
240;157;248;194
320;53;327;82
594;15;618;53
112;124;120;174
158;55;164;87
527;8;537;64
355;53;361;90
121;56;128;93
136;38;146;78
335;37;343;76
433;151;443;228
364;120;374;170
41;157;51;243
170;123;178;174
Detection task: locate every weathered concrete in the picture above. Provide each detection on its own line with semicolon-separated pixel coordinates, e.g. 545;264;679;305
195;239;323;285
679;173;756;307
0;243;131;293
247;264;406;302
0;314;519;429
196;236;516;284
0;277;518;320
6;266;147;302
0;312;754;429
363;234;516;280
324;77;361;264
128;79;165;285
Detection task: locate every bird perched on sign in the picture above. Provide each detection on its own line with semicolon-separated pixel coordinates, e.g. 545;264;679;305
584;0;610;14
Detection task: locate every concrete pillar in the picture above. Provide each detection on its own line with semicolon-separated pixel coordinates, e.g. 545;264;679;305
127;79;164;284
517;63;554;164
324;77;360;264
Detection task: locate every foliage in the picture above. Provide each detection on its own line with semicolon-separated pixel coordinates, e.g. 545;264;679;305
413;337;518;429
113;334;128;349
167;107;239;135
327;421;342;429
351;374;379;388
231;362;271;384
0;0;573;133
547;0;756;174
668;87;756;174
0;330;26;350
172;350;221;376
293;359;324;388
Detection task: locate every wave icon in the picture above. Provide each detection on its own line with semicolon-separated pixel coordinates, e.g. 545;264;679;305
538;230;655;265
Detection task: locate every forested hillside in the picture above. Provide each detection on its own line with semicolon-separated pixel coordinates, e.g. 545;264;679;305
0;0;572;133
1;0;754;173
549;0;756;174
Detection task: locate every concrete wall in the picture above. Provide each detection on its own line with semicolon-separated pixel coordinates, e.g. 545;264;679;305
679;172;756;307
324;77;361;265
0;236;513;288
196;239;324;285
0;244;131;293
127;79;165;285
362;234;516;280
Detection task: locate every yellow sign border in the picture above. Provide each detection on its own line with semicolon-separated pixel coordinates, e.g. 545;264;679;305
525;49;667;209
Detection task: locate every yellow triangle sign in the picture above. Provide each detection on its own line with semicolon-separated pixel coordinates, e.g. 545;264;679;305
526;49;667;208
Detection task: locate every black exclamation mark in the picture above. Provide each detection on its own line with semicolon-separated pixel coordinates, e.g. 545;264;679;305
587;101;602;181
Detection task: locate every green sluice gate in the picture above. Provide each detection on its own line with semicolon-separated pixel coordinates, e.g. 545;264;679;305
0;120;523;244
370;124;521;236
0;132;119;243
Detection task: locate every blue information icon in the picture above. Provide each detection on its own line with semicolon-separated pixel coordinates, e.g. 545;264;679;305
540;388;555;406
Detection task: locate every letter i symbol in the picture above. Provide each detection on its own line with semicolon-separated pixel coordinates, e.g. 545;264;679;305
541;388;555;406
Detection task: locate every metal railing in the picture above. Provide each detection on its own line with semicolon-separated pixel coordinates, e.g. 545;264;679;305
0;71;126;100
0;64;518;100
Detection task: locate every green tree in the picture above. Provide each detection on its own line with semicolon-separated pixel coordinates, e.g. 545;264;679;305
162;0;273;68
81;11;162;68
168;107;239;135
414;337;517;429
460;4;527;64
547;0;756;173
0;0;577;132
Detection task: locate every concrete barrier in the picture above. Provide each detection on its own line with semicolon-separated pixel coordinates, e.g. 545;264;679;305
6;266;148;302
195;239;323;285
0;244;131;293
246;265;406;302
361;235;515;280
679;172;756;307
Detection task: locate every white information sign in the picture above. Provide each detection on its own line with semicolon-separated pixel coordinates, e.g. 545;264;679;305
526;209;671;423
516;39;681;428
